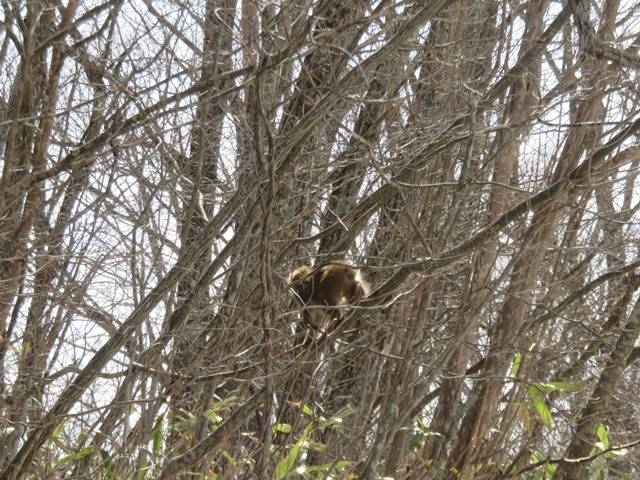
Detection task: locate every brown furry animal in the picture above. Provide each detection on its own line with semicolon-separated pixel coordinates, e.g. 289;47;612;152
288;261;369;328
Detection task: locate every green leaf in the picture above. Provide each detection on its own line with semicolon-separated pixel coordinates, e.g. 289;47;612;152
607;465;632;479
528;386;552;429
152;417;163;456
531;381;581;393
274;423;292;434
317;407;353;430
305;460;352;472
546;381;581;392
408;431;425;452
275;439;304;479
530;450;555;477
596;424;609;448
74;447;94;460
306;439;327;453
511;354;522;376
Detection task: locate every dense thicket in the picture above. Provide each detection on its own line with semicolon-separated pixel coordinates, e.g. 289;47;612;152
1;0;640;478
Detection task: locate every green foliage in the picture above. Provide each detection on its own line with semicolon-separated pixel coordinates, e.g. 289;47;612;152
511;353;523;376
588;424;631;480
523;450;555;480
273;404;354;479
408;417;440;453
275;438;305;479
152;417;163;458
100;449;117;479
522;425;633;480
135;417;165;480
527;381;581;430
207;395;240;426
528;385;552;429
